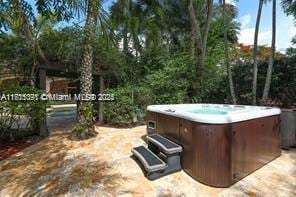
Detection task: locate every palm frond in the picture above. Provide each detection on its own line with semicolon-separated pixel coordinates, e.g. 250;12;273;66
282;0;296;18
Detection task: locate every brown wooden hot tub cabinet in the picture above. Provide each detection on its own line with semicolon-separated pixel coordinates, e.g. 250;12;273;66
146;112;281;187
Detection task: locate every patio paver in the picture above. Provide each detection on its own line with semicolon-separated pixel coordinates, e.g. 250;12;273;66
0;125;295;196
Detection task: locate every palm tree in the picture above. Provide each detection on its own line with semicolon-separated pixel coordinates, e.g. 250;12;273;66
35;0;106;138
252;0;265;105
222;0;237;104
262;0;276;100
111;0;166;56
73;0;101;139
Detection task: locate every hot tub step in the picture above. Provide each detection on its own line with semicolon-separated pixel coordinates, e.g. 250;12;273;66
131;145;182;180
132;146;167;172
147;134;182;155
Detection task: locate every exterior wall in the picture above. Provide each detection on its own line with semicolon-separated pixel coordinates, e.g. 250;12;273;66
46;77;69;94
0;78;20;87
146;111;281;187
0;76;30;88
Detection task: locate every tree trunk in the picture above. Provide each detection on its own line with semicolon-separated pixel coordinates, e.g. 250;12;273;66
187;0;203;67
123;0;130;54
262;0;276;100
223;0;237;104
200;0;214;75
98;76;105;124
252;0;264;105
188;0;196;59
74;0;98;139
189;23;196;59
187;0;213;81
123;22;129;53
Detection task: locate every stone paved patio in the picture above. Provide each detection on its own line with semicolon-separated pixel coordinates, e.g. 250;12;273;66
0;125;295;196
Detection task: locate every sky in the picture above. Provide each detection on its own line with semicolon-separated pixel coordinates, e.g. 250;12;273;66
26;0;296;52
227;0;295;52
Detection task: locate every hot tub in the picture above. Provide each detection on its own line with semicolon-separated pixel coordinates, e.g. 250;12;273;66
146;104;281;187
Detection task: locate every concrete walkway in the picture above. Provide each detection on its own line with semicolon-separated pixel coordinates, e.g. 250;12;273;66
0;126;295;196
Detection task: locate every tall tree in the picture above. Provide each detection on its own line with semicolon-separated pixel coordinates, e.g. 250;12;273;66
111;0;165;56
201;0;214;74
187;0;213;76
262;0;276;100
73;0;100;139
252;0;264;105
110;0;132;54
188;0;201;59
222;0;237;104
122;0;130;54
36;0;108;138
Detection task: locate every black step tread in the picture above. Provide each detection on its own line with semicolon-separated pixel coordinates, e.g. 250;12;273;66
147;134;182;154
131;146;166;172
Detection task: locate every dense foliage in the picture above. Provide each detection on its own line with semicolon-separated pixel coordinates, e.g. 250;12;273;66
0;0;295;126
232;57;296;106
0;87;46;140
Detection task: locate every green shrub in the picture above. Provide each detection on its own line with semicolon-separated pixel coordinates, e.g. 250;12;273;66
103;87;136;126
0;87;47;138
103;86;153;126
